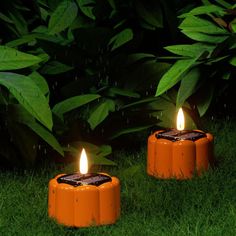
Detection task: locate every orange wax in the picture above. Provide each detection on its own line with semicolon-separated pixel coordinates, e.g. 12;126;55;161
48;173;120;227
147;130;214;179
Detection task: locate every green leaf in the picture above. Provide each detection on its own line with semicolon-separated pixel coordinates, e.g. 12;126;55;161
64;142;115;166
33;32;66;44
127;53;156;61
48;0;62;10
98;145;112;157
182;30;227;43
52;94;101;120
107;0;115;9
40;6;49;21
139;20;156;30
0;46;42;70
37;53;50;64
90;145;115;165
0;12;13;23
121;164;142;178
69;13;94;30
8;9;28;36
179;5;224;18
108;87;140;98
155;58;198;96
176;67;200;108
165;43;214;57
179;16;227;34
40;61;73;74
88;99;115;130
109;28;133;51
206;55;229;65
33;26;50;33
148;96;197;129
209;34;236;57
109;125;153;140
13;3;31;11
28;71;49;96
76;0;96;20
6;35;37;47
67;142;112;157
197;86;214;116
222;71;230;80
48;0;78;34
91;156;116;166
215;0;231;8
229;56;236;66
10;105;63;156
67;28;75;42
135;0;163;28
149;96;176;128
121;97;160;110
200;0;211;7
230;19;236;33
27;122;64;155
0;72;52;130
126;53;156;64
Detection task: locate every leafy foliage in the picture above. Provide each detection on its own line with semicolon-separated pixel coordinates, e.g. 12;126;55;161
3;0;231;167
0;72;52;130
0;46;42;70
48;0;78;34
156;0;236;117
0;0;181;166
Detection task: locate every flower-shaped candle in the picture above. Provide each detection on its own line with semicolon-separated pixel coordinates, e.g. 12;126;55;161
147;108;214;179
48;149;120;227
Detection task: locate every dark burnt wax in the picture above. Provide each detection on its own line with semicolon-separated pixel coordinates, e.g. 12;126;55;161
57;173;112;187
156;129;206;142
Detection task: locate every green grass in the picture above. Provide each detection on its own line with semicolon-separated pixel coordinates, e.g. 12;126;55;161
1;118;236;236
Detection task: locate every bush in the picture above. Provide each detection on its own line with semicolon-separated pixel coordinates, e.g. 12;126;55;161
2;0;233;167
155;0;236;118
0;0;183;166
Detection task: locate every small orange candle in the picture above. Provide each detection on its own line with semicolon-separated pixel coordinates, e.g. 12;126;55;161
48;148;120;227
147;108;214;179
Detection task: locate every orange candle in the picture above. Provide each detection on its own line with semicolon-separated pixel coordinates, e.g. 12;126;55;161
48;149;120;227
147;108;214;179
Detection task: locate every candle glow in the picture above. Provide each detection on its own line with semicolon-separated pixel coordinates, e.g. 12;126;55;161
80;148;88;174
177;108;185;131
147;106;214;180
49;147;120;227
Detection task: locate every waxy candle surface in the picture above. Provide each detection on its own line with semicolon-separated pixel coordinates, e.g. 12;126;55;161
147;108;214;179
48;174;120;227
48;148;120;227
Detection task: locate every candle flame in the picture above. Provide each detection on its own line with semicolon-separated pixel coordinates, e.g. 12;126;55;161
79;148;88;174
176;108;185;131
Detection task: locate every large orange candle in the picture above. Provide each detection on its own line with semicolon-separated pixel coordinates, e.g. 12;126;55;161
147;108;214;179
48;148;120;227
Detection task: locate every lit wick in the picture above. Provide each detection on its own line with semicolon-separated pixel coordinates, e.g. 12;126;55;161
80;148;88;177
176;108;185;132
156;107;206;141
